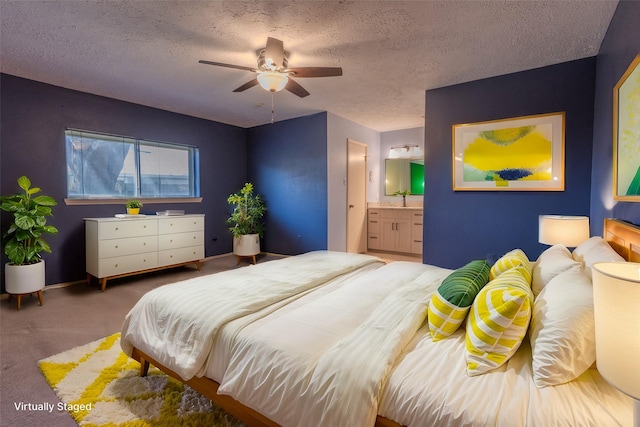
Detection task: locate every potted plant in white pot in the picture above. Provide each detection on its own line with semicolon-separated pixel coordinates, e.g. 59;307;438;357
227;183;266;264
1;176;58;310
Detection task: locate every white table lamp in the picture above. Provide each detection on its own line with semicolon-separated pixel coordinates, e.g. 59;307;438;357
538;215;590;247
592;262;640;427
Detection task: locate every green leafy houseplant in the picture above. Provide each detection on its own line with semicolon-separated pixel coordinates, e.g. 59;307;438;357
125;199;143;209
227;183;266;238
0;176;58;265
393;189;411;207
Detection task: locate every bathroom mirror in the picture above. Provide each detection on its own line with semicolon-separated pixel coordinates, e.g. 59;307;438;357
385;159;424;195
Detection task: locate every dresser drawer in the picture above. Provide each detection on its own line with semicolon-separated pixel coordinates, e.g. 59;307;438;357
99;236;158;258
411;239;423;255
98;219;158;240
380;209;412;220
368;218;380;234
98;252;158;277
368;234;381;250
158;216;204;234
158;232;204;250
158;246;204;266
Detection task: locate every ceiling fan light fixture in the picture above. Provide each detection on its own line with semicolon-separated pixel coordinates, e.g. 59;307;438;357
257;72;288;92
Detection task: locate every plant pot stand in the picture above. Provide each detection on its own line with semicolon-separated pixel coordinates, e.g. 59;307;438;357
7;290;43;311
233;234;260;265
5;260;46;311
236;254;257;265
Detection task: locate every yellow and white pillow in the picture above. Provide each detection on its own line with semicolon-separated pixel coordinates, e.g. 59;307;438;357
490;249;531;282
465;265;533;376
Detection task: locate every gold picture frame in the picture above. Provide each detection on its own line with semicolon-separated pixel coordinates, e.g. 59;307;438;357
613;54;640;201
452;112;565;191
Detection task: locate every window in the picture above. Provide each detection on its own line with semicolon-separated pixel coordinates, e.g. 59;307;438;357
65;129;199;200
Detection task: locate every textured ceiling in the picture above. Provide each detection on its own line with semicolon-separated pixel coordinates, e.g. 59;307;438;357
0;1;618;132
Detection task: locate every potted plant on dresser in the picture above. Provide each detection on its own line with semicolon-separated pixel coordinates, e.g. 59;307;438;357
125;199;143;215
226;182;266;265
1;176;58;310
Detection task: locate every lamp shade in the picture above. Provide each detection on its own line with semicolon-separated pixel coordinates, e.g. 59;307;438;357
592;262;640;400
257;72;288;92
538;215;589;247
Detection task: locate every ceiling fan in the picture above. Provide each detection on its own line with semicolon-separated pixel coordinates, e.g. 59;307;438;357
199;37;342;98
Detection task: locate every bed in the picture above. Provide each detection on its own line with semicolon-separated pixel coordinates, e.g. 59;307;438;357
121;219;638;427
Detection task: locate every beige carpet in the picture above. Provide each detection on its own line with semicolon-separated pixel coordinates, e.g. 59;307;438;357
0;254;283;427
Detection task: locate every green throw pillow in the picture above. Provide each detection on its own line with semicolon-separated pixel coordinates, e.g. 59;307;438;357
428;259;491;341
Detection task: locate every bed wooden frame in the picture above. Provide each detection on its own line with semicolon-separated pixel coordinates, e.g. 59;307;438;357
603;218;640;262
130;218;640;427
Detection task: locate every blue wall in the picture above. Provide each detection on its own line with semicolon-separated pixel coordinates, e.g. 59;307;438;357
0;74;247;288
423;58;596;268
247;113;328;254
590;0;640;230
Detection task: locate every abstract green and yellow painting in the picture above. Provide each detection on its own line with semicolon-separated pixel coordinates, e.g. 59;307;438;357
462;124;552;185
615;54;640;199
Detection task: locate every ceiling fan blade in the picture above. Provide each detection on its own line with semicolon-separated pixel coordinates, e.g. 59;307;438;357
265;37;285;69
199;60;257;73
285;78;310;98
284;67;343;78
233;79;259;92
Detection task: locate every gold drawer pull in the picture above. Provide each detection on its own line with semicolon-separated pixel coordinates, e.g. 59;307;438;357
115;245;118;248
114;264;118;268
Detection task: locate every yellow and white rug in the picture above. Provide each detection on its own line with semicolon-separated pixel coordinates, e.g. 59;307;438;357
38;333;246;427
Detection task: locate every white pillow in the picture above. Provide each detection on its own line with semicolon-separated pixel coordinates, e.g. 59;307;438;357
530;267;595;388
572;236;624;279
532;244;581;296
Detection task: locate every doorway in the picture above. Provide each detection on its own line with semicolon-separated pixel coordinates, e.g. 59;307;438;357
347;139;367;253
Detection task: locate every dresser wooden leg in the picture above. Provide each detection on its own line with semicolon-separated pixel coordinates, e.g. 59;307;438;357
37;290;43;306
101;278;108;292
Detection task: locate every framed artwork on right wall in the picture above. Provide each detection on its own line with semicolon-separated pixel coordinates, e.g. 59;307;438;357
613;53;640;201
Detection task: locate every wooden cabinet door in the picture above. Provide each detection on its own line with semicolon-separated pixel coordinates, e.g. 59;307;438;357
395;219;412;253
381;218;397;252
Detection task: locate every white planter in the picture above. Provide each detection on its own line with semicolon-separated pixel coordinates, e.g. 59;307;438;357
233;234;260;256
5;260;45;294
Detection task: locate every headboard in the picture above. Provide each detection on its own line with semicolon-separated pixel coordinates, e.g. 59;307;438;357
603;218;640;262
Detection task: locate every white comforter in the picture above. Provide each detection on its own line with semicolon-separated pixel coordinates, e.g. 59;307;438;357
216;260;632;427
218;261;451;427
120;251;383;380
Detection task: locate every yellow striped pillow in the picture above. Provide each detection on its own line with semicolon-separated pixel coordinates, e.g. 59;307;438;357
489;249;531;281
465;265;533;376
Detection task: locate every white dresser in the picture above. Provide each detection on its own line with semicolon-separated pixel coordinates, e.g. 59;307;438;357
84;214;205;291
368;208;423;255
